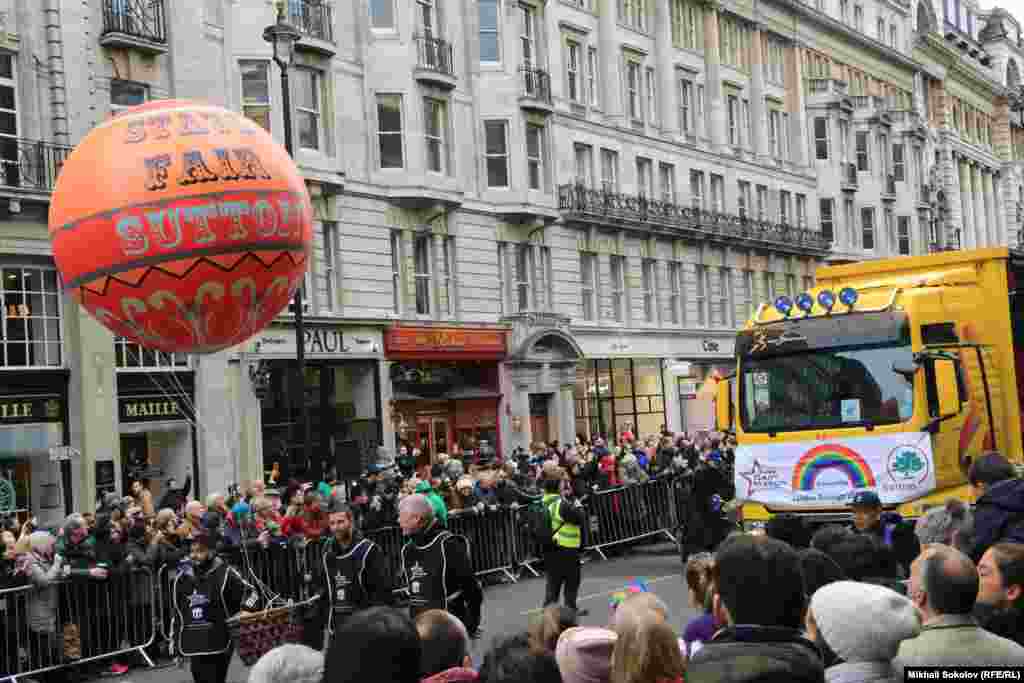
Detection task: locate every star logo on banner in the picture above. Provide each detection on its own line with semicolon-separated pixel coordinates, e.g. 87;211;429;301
738;459;783;497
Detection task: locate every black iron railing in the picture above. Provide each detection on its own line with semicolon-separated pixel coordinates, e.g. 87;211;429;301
558;184;832;253
520;66;553;104
415;35;455;76
102;0;167;44
0;138;73;193
288;0;334;43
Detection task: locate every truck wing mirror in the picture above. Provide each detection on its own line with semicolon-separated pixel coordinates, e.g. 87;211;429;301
715;378;733;433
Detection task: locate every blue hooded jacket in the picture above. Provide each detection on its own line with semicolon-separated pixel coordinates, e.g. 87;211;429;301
970;478;1024;562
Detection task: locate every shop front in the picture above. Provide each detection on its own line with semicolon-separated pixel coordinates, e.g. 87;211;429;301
0;370;71;525
384;326;507;467
249;323;384;482
665;337;736;435
116;370;195;503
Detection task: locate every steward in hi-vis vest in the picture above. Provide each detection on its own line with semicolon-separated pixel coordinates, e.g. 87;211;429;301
540;465;587;616
172;529;261;683
398;493;483;636
320;502;392;638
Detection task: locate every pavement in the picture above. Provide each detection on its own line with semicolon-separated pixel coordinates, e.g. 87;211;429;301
79;545;698;683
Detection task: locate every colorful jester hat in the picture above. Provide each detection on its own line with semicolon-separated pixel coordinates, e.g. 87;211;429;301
609;577;651;612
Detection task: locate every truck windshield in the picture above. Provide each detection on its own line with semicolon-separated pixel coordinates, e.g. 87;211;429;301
740;344;915;432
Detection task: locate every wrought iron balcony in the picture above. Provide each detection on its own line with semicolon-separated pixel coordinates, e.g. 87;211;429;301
558;184;831;255
0;138;73;195
414;35;457;89
882;174;896;200
519;66;554;113
288;0;335;52
100;0;167;54
841;162;858;191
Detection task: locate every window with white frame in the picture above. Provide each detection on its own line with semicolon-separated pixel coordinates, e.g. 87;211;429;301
114;337;188;370
884;208;894;251
479;0;500;62
659;163;676;203
484;120;509;188
521;6;537;67
377;94;404;169
717;267;732;327
322;221;339;312
610;255;625;322
566;40;581;102
877;17;885;40
690;170;705;209
796;194;807;228
575;143;593;187
646;67;657;125
742;98;751;146
814;117;829;160
0;266;62;368
587;47;599;107
854;5;863;31
878;133;889;176
897;216;911;255
497;243;507;315
526;123;545;190
738;180;751;218
742;269;754;318
294;68;323;152
861;207;875;250
769;110;782;157
756;184;767;220
679;78;692;133
620;0;647;31
668;261;681;324
581;252;596;321
856;131;869;171
441;237;456;316
839;119;850;161
601;148;619;192
370;0;395;28
636;157;653;198
893;143;905;182
695;264;708;326
626;61;641;121
240;60;271;132
890;24;897;48
424;98;447;173
782;112;790;159
727;95;739;145
840;0;849;22
414;234;432;315
391;231;403;314
515;243;531;312
820;198;834;243
710;174;724;212
780;190;791;225
696;84;705;129
642;258;656;323
110;79;148;115
671;0;703;50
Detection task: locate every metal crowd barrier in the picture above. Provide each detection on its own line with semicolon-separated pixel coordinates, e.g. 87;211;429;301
581;476;679;560
448;507;518;583
1;568;156;683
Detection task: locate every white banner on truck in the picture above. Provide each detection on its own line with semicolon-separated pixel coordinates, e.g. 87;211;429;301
734;432;936;506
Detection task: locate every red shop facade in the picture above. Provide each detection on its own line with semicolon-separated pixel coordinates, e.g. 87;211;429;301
385;326;507;468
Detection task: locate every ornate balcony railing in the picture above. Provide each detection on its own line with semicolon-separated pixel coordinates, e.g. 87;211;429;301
520;66;553;104
415;35;454;76
558;184;831;254
287;0;334;44
101;0;167;45
0;138;72;194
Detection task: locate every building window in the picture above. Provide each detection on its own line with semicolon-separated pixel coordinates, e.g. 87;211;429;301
294;68;322;152
114;338;188;370
780;190;791;225
414;234;432;315
727;95;739;145
679;79;692;133
689;171;704;210
322;221;339;312
782;113;790;160
626;61;641;121
391;231;402;314
636;157;653;197
695;264;708;326
484;120;509;188
710;174;724;212
610;255;625;322
581;252;596;321
877;17;885;40
575;143;593;187
856;131;869;171
796;194;807;229
480;0;500;62
696;84;705;128
769;110;782;158
526;123;545;190
840;0;849;22
0;267;63;368
742;98;751;146
854;4;863;31
377;94;404;169
671;0;703;50
668;261;681;325
659;163;676;203
441;237;456;316
110;79;148;115
717;268;732;327
601;148;619;191
587;47;599;107
820;198;834;243
424;98;447;174
738;181;751;218
861;207;875;250
756;184;767;220
897;216;911;255
646;67;657;125
370;0;395;28
240;60;271;132
890;23;897;48
893;143;905;182
620;0;647;31
514;244;531;313
566;41;581;102
642;259;656;323
878;134;889;175
742;269;754;318
814;117;829;160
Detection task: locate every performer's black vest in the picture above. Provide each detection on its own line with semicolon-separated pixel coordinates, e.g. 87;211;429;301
322;537;375;633
173;558;235;656
401;529;465;617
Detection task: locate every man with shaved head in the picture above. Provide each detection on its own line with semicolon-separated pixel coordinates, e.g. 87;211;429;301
896;545;1024;674
399;494;483;640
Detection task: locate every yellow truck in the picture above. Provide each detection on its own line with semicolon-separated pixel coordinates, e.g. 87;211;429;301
715;247;1024;527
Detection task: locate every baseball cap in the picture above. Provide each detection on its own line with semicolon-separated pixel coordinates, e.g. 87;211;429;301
850;490;882;508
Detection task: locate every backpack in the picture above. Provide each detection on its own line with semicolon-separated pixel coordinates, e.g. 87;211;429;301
526;499;564;551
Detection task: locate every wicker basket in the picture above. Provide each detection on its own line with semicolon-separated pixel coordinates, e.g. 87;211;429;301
235;604;304;666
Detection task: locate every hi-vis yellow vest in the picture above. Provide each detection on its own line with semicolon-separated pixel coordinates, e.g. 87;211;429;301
543;493;581;549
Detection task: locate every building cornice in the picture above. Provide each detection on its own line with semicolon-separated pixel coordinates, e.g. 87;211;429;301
917;33;1005;96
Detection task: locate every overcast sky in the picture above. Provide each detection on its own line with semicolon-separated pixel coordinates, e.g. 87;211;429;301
981;0;1024;15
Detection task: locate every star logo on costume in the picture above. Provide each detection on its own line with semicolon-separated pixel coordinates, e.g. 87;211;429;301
738;459;785;497
188;590;210;608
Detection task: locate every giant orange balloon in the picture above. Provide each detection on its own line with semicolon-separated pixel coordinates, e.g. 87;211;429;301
48;99;312;353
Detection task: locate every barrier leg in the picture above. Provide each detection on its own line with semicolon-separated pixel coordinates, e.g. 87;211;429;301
518;559;541;578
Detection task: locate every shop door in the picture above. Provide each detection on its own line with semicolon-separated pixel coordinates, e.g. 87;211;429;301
530;416;550;445
415;417;449;467
120;434;149;493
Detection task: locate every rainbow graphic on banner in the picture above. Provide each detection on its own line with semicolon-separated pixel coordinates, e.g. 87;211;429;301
791;443;877;491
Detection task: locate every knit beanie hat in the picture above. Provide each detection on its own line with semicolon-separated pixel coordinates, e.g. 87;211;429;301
810;580;921;662
555;627;617;683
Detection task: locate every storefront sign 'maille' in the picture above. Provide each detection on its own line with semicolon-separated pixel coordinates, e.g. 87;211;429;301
385;326;507;359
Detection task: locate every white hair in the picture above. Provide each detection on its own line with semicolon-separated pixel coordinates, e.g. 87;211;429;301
398;493;435;524
248;644;323;683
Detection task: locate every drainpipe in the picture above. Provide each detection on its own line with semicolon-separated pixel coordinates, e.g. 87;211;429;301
43;0;69;145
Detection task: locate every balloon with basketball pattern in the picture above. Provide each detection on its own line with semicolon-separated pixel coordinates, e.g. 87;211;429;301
48;99;313;354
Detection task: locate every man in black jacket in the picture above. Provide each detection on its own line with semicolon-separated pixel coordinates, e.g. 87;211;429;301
398;494;483;637
850;490;920;576
968;453;1024;562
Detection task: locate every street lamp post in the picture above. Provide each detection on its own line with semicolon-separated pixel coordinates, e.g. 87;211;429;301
264;3;314;479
